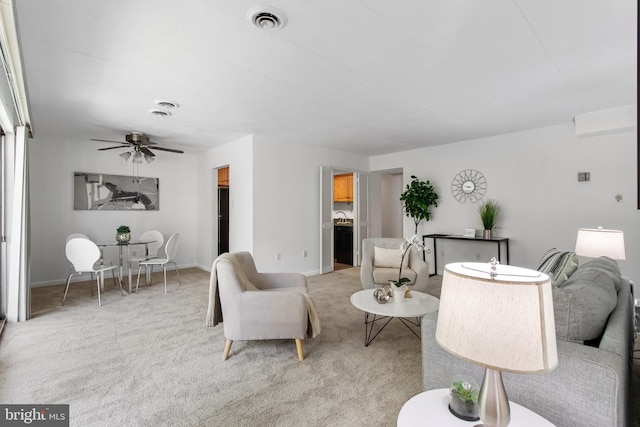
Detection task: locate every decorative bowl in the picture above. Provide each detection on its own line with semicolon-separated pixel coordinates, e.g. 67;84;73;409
373;287;391;304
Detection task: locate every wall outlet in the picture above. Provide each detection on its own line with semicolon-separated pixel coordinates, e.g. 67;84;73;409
303;250;308;258
276;252;281;261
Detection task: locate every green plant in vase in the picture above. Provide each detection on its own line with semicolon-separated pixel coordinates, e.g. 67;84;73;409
399;175;439;234
478;199;499;239
449;380;479;421
389;235;425;297
116;225;131;243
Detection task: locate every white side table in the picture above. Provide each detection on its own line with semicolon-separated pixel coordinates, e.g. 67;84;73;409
397;389;556;426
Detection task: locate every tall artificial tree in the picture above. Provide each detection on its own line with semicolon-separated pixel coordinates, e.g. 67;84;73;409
400;175;439;234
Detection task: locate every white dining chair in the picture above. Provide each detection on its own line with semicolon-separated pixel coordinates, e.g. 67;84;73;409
128;230;164;284
62;238;123;307
135;233;181;294
66;233;89;243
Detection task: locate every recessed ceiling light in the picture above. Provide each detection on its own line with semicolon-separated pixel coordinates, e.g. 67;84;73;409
247;6;287;31
155;100;179;109
148;109;171;117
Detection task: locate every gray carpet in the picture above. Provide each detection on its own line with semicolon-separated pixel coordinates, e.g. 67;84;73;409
0;267;441;427
1;268;638;426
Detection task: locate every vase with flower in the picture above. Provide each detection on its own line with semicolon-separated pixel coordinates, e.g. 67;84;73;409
389;234;425;302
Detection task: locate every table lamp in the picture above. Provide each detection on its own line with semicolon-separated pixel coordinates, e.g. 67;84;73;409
435;259;558;427
575;226;625;260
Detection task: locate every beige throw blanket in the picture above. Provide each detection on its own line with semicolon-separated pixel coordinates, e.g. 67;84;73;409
206;253;321;338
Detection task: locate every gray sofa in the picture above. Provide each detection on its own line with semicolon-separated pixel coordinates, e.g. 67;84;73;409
421;257;635;427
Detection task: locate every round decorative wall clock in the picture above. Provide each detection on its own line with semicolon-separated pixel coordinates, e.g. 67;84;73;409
451;169;486;203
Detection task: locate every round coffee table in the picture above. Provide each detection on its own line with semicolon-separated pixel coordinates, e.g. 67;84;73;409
350;289;439;346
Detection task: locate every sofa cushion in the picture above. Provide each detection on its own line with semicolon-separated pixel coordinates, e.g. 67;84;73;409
373;246;409;268
536;248;579;286
552;257;619;343
577;256;622;292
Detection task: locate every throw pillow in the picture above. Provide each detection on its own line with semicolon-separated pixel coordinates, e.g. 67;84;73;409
552;261;619;343
373;246;410;269
536;248;579;287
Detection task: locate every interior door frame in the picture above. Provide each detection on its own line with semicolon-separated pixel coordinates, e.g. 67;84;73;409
319;166;369;273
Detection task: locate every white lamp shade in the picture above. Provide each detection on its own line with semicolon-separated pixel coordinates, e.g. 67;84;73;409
436;262;558;373
575;228;625;260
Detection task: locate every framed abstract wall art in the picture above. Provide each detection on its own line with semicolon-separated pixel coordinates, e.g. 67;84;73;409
74;172;159;211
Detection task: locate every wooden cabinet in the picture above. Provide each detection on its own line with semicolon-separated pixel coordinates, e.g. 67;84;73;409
334;173;353;202
218;167;229;187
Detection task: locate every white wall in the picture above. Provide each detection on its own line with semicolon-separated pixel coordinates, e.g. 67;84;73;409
370;122;639;280
251;137;368;274
380;172;403;237
29;135;198;286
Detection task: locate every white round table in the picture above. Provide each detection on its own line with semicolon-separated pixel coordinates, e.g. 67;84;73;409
350;289;439;346
397;389;556;426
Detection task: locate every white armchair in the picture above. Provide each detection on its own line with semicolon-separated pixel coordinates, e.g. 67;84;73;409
207;252;320;361
360;237;429;292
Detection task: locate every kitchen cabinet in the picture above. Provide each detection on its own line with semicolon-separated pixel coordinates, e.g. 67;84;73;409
218;167;229;187
334;173;353;202
334;225;353;265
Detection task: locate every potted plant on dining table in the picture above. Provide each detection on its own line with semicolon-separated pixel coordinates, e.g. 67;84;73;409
116;225;131;243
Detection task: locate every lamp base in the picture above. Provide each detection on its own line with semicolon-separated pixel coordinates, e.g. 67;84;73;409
475;368;510;427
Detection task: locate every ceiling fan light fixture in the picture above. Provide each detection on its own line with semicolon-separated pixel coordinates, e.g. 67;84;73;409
148;109;171;117
119;151;132;161
132;151;143;164
248;6;287;31
144;154;155;164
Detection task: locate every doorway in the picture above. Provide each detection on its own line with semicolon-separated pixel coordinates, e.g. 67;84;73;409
319;167;368;274
217;166;229;255
380;170;403;238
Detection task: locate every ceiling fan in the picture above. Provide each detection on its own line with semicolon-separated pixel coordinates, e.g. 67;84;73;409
91;132;183;163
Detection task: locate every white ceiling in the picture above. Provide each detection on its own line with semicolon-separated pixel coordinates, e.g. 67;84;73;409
14;0;637;156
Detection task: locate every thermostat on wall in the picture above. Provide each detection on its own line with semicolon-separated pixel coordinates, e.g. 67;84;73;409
463;229;476;238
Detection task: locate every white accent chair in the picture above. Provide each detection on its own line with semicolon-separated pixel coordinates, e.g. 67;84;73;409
360;237;429;292
135;232;181;294
62;238;123;306
215;251;310;361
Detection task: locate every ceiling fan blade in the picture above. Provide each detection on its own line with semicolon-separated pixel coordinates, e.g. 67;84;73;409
98;145;130;151
140;146;155;157
91;138;125;144
150;146;184;154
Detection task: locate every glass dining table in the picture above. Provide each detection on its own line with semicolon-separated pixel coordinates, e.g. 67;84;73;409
96;240;154;294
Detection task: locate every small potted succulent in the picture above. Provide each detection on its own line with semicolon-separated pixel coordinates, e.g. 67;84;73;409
116;225;131;243
449;378;480;421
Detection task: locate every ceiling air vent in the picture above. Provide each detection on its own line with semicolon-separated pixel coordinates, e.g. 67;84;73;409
248;6;287;31
148;109;171;117
155;100;179;109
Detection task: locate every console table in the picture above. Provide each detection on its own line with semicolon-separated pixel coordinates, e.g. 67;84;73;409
422;234;509;276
